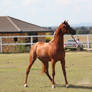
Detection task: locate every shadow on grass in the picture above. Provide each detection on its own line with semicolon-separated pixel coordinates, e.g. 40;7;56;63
56;84;92;89
43;84;92;89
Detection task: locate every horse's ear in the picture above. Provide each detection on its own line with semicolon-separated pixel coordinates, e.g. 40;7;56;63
64;20;67;24
64;20;69;25
64;20;66;23
64;20;68;23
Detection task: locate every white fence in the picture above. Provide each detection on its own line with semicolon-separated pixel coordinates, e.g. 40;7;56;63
64;34;92;51
0;35;53;53
0;35;92;53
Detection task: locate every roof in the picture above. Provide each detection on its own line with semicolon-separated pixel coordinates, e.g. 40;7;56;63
0;16;52;33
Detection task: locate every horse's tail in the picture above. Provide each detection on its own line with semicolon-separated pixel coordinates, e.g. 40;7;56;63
41;63;45;73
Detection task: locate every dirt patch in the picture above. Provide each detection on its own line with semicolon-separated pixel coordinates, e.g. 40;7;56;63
77;79;92;86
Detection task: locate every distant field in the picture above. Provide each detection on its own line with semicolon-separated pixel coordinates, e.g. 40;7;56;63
0;52;92;92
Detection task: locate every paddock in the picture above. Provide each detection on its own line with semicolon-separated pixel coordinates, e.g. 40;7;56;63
0;52;92;92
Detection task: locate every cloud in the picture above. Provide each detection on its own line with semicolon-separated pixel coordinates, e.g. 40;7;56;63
0;0;13;15
0;0;92;26
20;0;92;26
22;0;42;6
55;0;73;6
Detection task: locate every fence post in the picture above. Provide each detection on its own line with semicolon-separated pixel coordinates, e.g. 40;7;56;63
0;37;2;53
31;36;33;47
87;35;90;51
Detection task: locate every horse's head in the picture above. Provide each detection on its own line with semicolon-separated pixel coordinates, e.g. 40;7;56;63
59;21;76;35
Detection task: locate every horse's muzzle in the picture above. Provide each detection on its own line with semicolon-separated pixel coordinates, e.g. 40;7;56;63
71;28;76;35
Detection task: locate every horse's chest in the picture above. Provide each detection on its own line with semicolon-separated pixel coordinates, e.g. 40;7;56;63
50;49;65;60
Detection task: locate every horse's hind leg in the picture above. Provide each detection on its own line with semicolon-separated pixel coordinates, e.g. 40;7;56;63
24;54;36;87
42;62;52;82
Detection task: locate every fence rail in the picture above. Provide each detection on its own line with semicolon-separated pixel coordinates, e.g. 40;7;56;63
0;35;92;53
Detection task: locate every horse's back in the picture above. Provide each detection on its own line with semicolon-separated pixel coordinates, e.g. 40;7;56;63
30;42;49;55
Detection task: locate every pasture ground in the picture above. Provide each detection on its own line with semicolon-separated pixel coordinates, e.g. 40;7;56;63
0;52;92;92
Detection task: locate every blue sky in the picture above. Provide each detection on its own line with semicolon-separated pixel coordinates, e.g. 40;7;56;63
0;0;92;26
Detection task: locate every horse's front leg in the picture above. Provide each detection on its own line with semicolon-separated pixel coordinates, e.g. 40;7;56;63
51;59;56;88
60;59;69;88
24;55;36;87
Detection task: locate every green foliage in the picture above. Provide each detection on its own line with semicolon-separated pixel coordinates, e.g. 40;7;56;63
45;33;53;42
15;41;26;52
75;27;91;34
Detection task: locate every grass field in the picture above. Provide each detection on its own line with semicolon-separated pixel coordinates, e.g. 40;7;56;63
0;52;92;92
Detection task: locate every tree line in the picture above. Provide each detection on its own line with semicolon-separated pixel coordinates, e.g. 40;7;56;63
47;26;92;34
75;27;92;34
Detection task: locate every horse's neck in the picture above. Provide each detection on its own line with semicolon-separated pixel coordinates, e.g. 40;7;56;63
54;34;64;48
50;30;64;49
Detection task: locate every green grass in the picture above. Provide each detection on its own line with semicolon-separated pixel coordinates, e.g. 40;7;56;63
0;52;92;92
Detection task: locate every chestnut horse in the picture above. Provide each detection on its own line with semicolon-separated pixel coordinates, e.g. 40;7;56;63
24;21;76;88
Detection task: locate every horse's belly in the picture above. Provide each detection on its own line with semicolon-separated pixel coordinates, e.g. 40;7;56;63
36;47;51;61
38;56;51;62
37;51;51;61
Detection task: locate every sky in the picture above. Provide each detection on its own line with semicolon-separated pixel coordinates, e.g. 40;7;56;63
0;0;92;27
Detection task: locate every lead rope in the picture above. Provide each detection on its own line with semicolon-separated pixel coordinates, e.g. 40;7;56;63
71;35;79;46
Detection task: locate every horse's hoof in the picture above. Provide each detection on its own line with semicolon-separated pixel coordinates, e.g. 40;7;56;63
52;84;56;88
66;84;69;88
24;84;28;88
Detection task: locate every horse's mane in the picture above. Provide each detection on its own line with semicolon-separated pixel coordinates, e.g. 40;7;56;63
49;24;63;43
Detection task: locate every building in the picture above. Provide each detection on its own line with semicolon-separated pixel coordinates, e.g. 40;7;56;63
0;16;53;53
